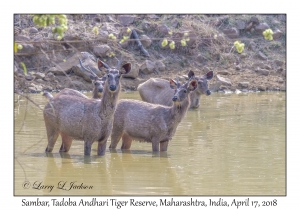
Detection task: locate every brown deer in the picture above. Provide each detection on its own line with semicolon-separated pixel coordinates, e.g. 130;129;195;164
43;57;131;156
138;70;213;109
43;59;107;153
109;71;198;152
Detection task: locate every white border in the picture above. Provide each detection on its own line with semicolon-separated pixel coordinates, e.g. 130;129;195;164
6;0;297;209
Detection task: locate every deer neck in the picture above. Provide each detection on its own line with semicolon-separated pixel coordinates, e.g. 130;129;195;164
99;83;120;118
168;94;191;123
190;91;201;108
92;89;101;99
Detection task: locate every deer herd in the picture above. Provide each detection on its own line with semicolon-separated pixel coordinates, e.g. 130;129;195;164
43;55;213;156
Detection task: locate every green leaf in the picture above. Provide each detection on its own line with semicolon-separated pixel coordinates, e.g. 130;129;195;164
20;62;27;75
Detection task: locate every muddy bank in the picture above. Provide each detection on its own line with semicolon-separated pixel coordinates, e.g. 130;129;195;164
14;14;286;94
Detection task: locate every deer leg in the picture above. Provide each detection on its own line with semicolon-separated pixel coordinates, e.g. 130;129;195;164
121;133;133;150
84;140;93;156
109;129;123;149
45;123;59;153
160;140;169;152
152;140;159;152
59;132;73;152
97;139;107;156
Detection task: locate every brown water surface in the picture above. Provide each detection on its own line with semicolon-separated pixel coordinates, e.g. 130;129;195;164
14;91;286;195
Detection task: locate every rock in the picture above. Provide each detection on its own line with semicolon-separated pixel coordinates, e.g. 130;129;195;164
47;52;81;75
185;32;197;47
157;24;170;36
223;27;239;39
240;53;247;59
274;59;284;67
250;16;260;25
29;27;39;33
210;16;229;27
236;20;246;30
68;80;87;90
122;63;139;79
235;65;241;70
155;61;166;72
171;19;180;28
282;70;286;77
217;70;230;75
276;66;284;71
93;45;112;57
148;14;160;19
36;79;44;83
195;54;208;64
183;75;189;80
25;74;34;81
33;34;43;41
248;42;257;51
140;35;152;48
18;44;36;54
63;34;81;41
238;82;249;88
255;23;270;34
204;66;211;72
141;21;153;32
278;77;284;83
33;72;45;79
252;62;265;69
14;35;30;42
117;15;135;26
256;69;270;76
258;85;266;91
245;21;254;31
264;64;272;70
99;30;109;37
257;51;267;60
273;29;283;39
280;85;286;91
216;75;232;86
118;27;133;48
140;60;155;74
93;17;101;23
29;83;43;92
46;72;55;79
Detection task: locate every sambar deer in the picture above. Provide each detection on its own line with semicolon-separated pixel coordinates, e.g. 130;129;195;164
138;70;213;109
109;71;198;152
43;57;131;156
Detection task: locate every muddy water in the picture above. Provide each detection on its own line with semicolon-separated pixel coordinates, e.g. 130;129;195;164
14;91;285;196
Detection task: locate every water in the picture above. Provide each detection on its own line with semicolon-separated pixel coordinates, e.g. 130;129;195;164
14;91;286;196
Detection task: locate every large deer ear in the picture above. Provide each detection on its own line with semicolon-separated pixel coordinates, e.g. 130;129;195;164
206;71;214;80
188;79;198;91
188;70;195;79
97;59;109;70
120;63;131;74
170;79;178;90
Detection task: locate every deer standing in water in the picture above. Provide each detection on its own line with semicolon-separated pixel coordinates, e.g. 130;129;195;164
43;57;131;156
109;71;198;152
138;71;213;109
